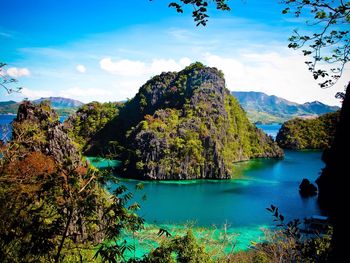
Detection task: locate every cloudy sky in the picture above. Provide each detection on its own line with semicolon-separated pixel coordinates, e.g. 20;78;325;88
1;0;348;105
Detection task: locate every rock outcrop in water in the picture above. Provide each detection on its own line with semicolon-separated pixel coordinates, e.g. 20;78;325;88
299;178;318;197
107;62;284;180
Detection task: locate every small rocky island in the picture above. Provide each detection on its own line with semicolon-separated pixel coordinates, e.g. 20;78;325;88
79;63;283;180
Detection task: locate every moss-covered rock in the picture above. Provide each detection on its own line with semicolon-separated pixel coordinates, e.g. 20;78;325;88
64;101;121;151
13;101;83;167
276;111;339;150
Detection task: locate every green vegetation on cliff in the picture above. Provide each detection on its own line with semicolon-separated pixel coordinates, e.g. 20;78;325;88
276;111;339;150
0;88;330;263
82;62;284;180
65;101;121;151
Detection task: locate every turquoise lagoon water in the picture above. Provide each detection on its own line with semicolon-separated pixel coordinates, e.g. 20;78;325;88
86;156;121;169
118;150;323;227
102;149;325;252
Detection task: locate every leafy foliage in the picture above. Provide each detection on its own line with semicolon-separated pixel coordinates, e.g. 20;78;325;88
66;101;121;151
276;111;339;149
166;0;230;26
140;230;212;263
262;205;332;262
0;62;22;94
0;102;143;262
281;0;350;88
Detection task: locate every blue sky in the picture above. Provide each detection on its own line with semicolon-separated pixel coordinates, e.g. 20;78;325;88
1;0;348;105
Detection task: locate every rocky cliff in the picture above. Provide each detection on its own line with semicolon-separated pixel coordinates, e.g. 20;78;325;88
12;101;84;168
9;101;111;244
117;63;283;180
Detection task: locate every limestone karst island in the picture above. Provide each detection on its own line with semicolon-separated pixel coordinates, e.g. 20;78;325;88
1;0;348;262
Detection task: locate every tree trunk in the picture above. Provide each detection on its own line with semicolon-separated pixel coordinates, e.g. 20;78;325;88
316;81;350;260
55;207;73;263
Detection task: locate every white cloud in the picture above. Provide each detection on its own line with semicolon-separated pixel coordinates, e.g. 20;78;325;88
58;86;113;102
149;58;191;74
204;54;246;80
179;57;192;66
100;58;147;76
76;64;86;73
113;80;148;100
99;57;192;77
20;87;54;99
202;51;347;106
95;57;194;102
7;67;30;78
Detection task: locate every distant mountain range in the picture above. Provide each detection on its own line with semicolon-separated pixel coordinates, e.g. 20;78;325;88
1;93;339;124
231;91;339;124
0;97;84;115
33;97;84;108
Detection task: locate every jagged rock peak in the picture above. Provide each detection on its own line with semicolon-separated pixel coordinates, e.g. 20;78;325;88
15;100;59;125
13;101;83;168
121;62;284;180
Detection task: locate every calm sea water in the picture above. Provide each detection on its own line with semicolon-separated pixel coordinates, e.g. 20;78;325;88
117;150;323;227
0;115;16;142
256;123;281;139
85;123;323;228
